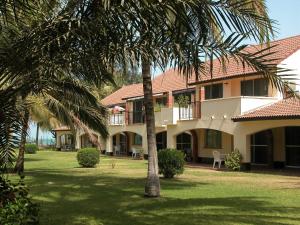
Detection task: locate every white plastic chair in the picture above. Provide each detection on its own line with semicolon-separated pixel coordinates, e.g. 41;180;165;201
213;150;225;168
132;147;138;158
114;145;120;155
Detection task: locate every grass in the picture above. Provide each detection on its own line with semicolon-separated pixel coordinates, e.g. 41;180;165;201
8;151;300;225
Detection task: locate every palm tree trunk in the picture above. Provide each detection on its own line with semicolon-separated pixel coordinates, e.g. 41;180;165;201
142;59;160;197
35;122;39;146
14;108;29;174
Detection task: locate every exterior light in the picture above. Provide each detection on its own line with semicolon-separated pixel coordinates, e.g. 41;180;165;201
223;115;227;119
211;115;215;119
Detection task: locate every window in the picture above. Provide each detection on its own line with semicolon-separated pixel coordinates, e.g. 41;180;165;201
133;134;142;145
176;133;191;151
155;96;167;106
241;78;268;96
204;83;223;99
156;132;167;151
173;92;193;105
250;130;270;164
205;130;222;148
286;127;300;167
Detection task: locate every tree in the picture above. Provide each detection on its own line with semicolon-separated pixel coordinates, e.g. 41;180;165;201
0;0;295;193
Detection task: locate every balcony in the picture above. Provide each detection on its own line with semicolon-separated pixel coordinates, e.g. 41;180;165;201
109;113;125;125
201;96;278;120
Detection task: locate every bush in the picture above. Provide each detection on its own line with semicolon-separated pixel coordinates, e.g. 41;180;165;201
77;148;100;168
25;144;38;154
158;149;185;178
225;149;242;171
0;177;39;225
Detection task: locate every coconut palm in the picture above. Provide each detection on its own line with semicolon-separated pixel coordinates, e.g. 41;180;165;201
0;0;296;195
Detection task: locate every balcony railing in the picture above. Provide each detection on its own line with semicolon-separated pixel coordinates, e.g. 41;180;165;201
109;112;125;125
178;102;201;120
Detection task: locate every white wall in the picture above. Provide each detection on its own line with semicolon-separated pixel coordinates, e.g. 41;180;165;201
279;49;300;92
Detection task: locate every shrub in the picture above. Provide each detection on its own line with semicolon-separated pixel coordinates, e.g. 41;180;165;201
158;149;185;178
225;149;242;171
77;148;100;168
25;144;38;154
0;177;39;225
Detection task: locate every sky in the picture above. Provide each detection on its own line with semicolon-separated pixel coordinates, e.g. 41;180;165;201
29;0;300;141
266;0;300;39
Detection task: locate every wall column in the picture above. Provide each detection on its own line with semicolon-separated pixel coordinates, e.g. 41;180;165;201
56;134;61;148
233;133;251;169
106;136;113;153
166;127;176;149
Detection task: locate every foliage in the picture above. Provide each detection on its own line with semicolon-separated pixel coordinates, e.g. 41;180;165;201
0;177;39;225
225;150;243;171
175;95;190;107
158;149;185;178
25;144;38;154
77;148;100;168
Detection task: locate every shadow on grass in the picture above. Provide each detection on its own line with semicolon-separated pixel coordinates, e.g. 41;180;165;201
22;170;300;225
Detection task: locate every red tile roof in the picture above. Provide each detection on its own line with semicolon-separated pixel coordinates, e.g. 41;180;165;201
101;69;192;106
101;35;300;106
189;35;300;84
232;98;300;122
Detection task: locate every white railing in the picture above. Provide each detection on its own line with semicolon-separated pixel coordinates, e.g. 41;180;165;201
179;106;193;120
109;113;125;125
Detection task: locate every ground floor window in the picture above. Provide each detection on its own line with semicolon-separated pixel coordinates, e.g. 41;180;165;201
133;134;142;146
205;130;222;149
251;130;270;164
286;127;300;167
176;132;191;152
156;132;167;151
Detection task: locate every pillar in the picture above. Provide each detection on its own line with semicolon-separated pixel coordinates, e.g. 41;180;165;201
233;133;251;170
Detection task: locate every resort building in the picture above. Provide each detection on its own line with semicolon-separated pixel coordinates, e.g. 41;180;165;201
54;35;300;169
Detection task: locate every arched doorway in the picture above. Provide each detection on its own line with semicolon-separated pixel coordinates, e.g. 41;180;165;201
112;132;129;155
80;134;98;148
285;127;300;167
176;132;193;162
250;130;273;166
59;134;75;150
156;131;167;151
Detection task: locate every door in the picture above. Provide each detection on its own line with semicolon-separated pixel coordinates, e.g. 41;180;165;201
286;127;300;167
251;130;273;165
133;100;144;123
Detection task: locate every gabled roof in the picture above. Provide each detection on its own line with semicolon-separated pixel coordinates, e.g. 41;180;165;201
232;97;300;122
101;69;193;106
189;35;300;85
101;35;300;106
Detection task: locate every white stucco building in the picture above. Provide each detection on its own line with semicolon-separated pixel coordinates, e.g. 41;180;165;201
54;35;300;170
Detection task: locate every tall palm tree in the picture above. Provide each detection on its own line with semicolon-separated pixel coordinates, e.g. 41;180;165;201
0;0;295;194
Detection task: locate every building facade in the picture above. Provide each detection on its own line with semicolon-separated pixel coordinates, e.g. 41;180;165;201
54;35;300;169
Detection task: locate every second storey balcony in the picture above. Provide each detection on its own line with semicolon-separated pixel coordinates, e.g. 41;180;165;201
108;96;279;126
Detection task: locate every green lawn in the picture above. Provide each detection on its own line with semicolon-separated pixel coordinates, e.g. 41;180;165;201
9;151;300;225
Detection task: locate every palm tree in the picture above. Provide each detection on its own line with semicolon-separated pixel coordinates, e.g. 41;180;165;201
0;0;295;194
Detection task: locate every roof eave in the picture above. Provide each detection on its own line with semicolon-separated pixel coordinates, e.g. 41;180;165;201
188;72;261;86
232;115;300;122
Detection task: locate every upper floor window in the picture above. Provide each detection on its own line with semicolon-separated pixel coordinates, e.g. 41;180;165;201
204;83;223;100
155;96;167;106
241;78;268;96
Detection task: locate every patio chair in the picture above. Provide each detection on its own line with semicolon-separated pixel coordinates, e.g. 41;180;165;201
132;147;138;158
212;150;225;168
114;145;121;155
